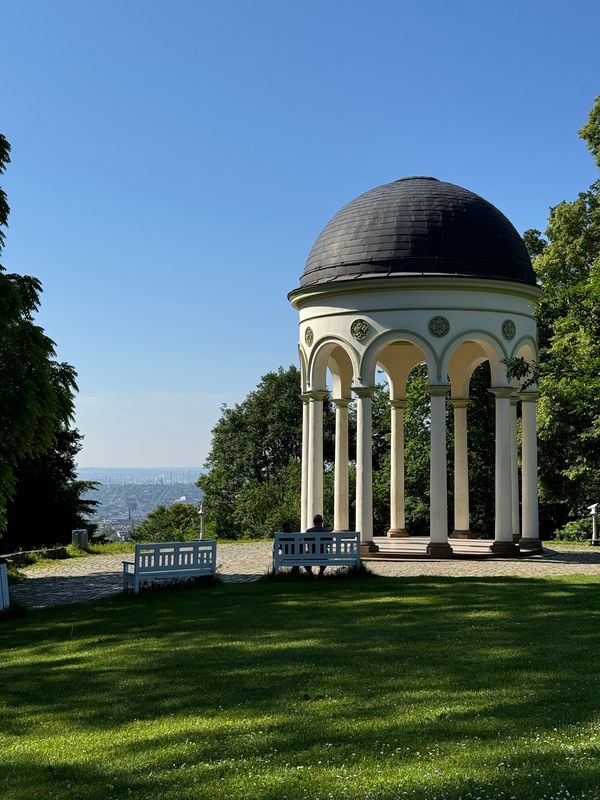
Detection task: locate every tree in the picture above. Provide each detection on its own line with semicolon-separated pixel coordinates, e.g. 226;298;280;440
198;366;336;538
3;427;97;552
131;503;201;543
0;133;90;543
523;96;600;530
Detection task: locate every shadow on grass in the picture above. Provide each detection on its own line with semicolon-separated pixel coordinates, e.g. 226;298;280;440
2;575;600;799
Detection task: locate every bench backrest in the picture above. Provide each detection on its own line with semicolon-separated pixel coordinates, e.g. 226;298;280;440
273;532;360;566
134;540;216;572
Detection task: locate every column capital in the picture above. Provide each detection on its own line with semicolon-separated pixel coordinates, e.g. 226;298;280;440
390;399;407;410
305;390;328;402
353;386;376;399
428;384;450;397
332;397;351;409
450;398;470;409
510;396;519;407
518;391;540;403
488;387;515;399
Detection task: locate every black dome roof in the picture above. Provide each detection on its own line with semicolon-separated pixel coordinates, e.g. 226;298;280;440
300;177;535;288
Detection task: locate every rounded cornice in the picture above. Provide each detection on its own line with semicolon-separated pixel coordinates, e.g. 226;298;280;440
289;274;542;309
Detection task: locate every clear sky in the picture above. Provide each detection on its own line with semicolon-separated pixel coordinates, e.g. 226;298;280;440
2;0;599;468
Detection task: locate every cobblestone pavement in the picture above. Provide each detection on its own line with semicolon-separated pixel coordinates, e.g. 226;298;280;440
9;542;600;609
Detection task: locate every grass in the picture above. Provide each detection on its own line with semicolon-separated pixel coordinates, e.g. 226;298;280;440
2;575;600;800
547;540;597;548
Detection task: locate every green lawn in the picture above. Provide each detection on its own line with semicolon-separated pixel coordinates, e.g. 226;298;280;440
2;575;600;800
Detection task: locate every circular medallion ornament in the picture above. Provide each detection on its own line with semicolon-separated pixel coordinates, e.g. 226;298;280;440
502;319;516;340
350;319;369;341
304;327;314;347
428;316;450;337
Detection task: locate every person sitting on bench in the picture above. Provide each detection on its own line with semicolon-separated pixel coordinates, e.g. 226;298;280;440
305;514;331;576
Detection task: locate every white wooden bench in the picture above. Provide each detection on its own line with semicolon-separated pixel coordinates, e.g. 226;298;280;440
273;532;361;575
123;541;216;592
0;562;9;611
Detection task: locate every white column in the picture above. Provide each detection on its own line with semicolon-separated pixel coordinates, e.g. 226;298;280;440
300;393;310;532
333;398;350;531
427;385;452;557
519;392;540;548
388;399;408;536
451;398;470;537
490;388;516;554
354;386;376;551
306;390;326;525
510;397;520;540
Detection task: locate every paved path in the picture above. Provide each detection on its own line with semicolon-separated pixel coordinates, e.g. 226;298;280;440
9;542;600;609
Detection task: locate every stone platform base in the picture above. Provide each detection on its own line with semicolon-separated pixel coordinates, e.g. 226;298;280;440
362;536;544;561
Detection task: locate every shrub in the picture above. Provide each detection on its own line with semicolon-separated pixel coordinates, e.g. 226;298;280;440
553;518;592;542
131;503;200;543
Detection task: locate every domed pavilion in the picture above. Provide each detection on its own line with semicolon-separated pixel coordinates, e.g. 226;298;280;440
288;177;541;557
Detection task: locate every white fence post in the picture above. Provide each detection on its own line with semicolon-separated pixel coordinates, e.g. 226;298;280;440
0;562;10;611
589;504;599;546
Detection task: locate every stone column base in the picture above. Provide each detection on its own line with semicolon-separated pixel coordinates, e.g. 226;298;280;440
451;529;474;539
387;528;409;538
360;540;379;555
519;538;542;553
426;542;453;558
491;540;518;556
512;533;522;542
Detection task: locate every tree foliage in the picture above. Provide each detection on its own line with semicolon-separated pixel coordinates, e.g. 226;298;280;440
199;361;497;540
2;426;97;552
200;98;600;540
523;96;600;528
0;133;90;543
131;502;201;543
198;366;335;538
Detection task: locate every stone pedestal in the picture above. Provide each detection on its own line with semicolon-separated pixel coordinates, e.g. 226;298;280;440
360;541;379;555
387;528;409;538
427;542;454;558
491;540;518;556
519;537;542;553
451;529;473;539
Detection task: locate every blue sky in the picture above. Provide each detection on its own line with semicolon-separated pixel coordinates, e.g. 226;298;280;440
2;0;599;467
